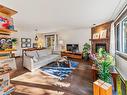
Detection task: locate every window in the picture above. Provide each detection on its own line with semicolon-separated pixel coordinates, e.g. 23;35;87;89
116;24;120;51
122;18;127;53
116;17;127;55
45;34;58;50
45;35;55;48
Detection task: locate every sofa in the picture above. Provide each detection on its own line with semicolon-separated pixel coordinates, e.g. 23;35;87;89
23;49;60;71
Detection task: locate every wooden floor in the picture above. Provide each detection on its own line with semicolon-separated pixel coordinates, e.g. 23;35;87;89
10;57;94;95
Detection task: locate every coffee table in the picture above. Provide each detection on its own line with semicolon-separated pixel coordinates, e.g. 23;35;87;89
57;56;71;67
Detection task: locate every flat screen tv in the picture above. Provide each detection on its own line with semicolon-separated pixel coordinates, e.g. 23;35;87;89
66;44;79;52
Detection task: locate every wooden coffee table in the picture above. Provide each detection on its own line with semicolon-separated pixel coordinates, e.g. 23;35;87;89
57;56;71;67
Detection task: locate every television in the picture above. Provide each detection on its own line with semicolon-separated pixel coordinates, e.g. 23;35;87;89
66;44;79;52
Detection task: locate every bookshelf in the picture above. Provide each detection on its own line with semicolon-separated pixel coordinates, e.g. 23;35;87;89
0;28;17;35
0;49;17;59
0;58;16;95
0;4;17;95
0;4;17;57
0;5;17;16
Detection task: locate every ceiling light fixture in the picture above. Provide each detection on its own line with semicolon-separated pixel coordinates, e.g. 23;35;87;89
35;28;38;41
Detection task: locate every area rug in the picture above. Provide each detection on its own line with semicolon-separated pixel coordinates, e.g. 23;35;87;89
40;60;79;80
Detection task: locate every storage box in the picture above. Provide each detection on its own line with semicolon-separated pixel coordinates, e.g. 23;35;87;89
93;79;104;95
100;82;112;95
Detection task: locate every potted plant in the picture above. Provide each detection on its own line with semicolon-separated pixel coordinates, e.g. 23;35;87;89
11;38;17;49
83;43;90;61
96;48;113;83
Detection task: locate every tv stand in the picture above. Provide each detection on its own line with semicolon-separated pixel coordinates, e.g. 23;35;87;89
61;51;83;59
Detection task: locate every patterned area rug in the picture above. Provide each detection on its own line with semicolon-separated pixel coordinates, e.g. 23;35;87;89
40;61;79;80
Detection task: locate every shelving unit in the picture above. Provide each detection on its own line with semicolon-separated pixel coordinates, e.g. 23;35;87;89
2;85;15;95
0;49;16;52
0;73;15;95
0;4;17;55
0;58;16;95
0;49;16;59
0;4;17;95
0;28;17;35
0;4;17;16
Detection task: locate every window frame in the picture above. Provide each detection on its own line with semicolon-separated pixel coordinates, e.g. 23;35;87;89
116;16;127;58
116;23;121;51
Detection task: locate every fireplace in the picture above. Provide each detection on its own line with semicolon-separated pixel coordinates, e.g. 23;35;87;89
90;21;112;53
95;43;106;52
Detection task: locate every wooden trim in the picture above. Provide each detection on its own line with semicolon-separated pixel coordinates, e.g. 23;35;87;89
89;38;109;41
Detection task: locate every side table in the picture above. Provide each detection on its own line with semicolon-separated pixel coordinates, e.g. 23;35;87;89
91;64;118;91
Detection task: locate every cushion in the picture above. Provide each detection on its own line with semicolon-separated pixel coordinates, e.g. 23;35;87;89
39;54;59;61
25;51;39;59
32;56;39;62
37;49;52;58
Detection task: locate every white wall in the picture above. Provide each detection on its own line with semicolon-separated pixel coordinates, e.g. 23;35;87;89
35;28;91;52
10;29;36;56
57;28;91;52
10;27;91;56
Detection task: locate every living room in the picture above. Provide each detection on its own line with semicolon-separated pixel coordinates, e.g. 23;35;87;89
0;0;127;95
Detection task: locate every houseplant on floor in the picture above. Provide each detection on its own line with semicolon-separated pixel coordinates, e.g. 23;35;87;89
83;43;90;61
95;48;114;83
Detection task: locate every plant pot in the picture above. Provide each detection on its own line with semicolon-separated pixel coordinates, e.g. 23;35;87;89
83;55;89;61
12;43;16;49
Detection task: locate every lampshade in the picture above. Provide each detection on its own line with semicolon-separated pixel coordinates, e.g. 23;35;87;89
59;40;64;45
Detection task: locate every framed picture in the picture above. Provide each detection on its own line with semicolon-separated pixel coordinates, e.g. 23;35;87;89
21;43;26;48
27;39;31;42
26;43;31;47
21;38;26;43
100;29;107;39
93;33;99;39
21;38;31;48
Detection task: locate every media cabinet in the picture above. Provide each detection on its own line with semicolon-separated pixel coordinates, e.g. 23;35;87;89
61;51;83;59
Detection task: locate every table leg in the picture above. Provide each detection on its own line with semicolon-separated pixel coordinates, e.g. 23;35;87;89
111;73;118;91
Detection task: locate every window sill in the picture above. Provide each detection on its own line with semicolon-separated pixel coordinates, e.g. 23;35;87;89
116;51;127;60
